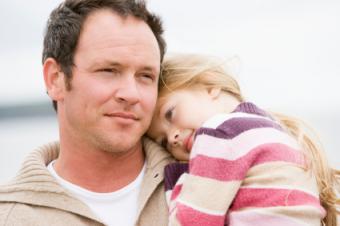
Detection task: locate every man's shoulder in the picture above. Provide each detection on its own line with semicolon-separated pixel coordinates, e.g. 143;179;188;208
0;202;15;225
0;201;103;226
0;202;41;226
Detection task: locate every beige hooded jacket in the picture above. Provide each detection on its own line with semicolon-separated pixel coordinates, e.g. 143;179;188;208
0;137;174;226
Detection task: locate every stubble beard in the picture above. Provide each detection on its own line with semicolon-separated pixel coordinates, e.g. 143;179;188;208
90;130;142;156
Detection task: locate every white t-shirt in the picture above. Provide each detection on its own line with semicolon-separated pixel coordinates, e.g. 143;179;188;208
47;160;145;226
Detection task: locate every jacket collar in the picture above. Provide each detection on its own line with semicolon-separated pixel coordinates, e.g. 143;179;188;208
0;142;102;222
0;137;174;222
137;137;174;215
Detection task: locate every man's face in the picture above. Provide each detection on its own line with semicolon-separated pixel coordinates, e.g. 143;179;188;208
58;9;161;154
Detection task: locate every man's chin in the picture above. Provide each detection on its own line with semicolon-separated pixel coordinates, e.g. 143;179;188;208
101;136;143;154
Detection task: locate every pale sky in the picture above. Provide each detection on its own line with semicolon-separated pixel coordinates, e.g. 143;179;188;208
0;0;339;174
1;0;339;113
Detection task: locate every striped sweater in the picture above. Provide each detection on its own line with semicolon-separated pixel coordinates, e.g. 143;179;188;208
164;102;325;226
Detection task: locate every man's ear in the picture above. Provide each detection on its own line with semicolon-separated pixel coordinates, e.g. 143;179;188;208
208;87;222;100
43;58;65;101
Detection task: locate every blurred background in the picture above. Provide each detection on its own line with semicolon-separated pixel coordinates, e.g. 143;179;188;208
1;0;339;183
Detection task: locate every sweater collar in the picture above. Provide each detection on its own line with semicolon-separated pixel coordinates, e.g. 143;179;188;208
0;137;174;223
233;102;273;119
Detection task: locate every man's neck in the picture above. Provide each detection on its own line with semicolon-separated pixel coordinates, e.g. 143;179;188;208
54;142;145;193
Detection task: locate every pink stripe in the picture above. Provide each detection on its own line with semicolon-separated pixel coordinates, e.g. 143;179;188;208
191;127;300;161
228;210;307;226
176;203;225;226
190;143;304;181
230;187;325;215
170;184;183;201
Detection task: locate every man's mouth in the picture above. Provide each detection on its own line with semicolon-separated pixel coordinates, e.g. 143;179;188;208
104;112;139;121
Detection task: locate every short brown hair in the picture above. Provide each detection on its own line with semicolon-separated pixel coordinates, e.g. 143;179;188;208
42;0;166;111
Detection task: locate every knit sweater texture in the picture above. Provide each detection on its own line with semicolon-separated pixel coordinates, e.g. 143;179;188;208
164;102;325;226
0;137;174;226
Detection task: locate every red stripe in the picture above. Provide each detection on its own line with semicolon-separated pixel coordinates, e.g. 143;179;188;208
230;187;324;213
170;184;183;201
190;143;304;181
176;203;225;226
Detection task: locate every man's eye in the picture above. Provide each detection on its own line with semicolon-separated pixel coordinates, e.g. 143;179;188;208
99;68;118;73
143;74;153;79
139;73;155;82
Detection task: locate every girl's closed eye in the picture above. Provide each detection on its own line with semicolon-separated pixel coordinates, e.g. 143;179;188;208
165;106;175;122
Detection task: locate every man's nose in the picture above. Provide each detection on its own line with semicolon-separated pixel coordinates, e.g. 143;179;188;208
115;76;140;105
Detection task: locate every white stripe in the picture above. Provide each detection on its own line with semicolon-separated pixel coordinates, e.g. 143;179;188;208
191;127;300;160
228;208;311;226
239;185;319;197
176;198;226;216
176;173;188;185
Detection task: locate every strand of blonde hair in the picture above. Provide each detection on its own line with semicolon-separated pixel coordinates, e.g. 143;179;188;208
271;112;340;226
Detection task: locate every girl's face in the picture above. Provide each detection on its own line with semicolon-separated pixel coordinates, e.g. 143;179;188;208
147;87;222;161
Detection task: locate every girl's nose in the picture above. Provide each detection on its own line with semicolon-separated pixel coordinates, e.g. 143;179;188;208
168;129;180;147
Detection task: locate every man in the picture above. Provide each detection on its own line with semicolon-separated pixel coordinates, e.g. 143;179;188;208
0;0;173;225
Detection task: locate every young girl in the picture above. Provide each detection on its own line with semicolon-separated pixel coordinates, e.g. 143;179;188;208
147;54;340;226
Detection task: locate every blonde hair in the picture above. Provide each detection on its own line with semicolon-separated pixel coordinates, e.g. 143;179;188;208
160;53;340;226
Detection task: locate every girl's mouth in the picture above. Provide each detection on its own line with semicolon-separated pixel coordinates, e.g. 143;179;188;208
183;132;194;152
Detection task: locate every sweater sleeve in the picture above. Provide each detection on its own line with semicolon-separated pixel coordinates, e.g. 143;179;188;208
164;162;189;206
168;127;247;226
167;112;302;226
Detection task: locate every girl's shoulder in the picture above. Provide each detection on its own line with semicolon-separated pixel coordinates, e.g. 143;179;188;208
201;102;278;130
196;102;285;141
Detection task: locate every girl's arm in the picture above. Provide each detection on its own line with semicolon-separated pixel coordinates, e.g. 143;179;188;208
167;130;247;226
167;112;325;226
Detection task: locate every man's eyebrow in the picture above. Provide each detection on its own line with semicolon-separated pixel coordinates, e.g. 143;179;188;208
86;60;121;70
97;61;122;67
90;60;159;73
139;66;159;73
